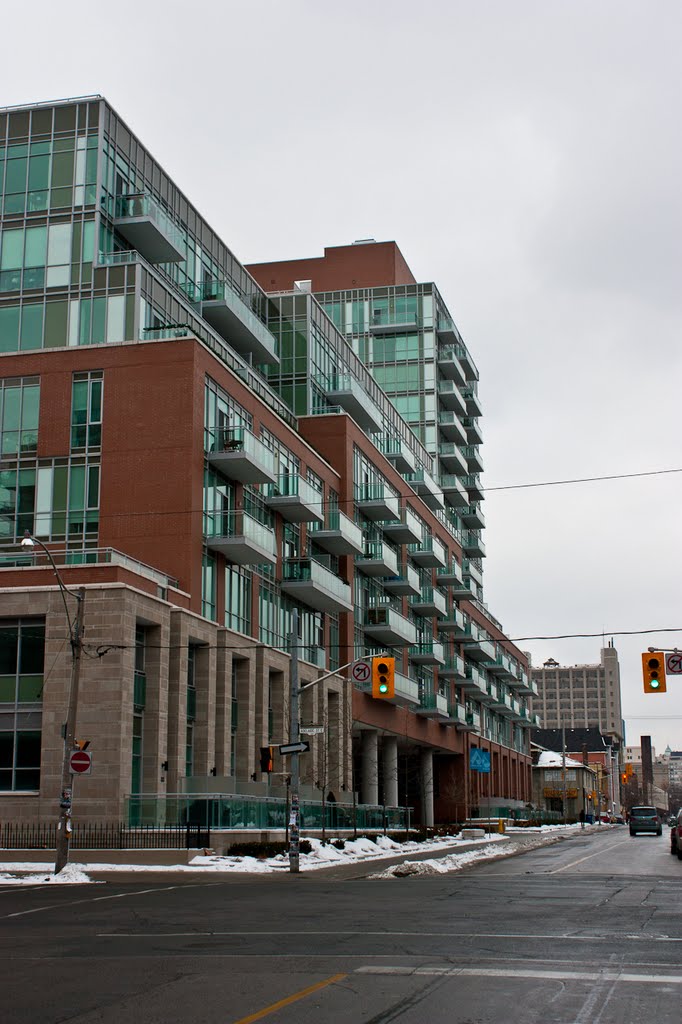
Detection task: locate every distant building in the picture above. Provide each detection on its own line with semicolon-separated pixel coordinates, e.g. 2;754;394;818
531;643;624;745
531;749;598;820
532;727;620;817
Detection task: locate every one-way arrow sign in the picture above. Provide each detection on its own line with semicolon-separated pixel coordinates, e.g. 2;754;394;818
279;741;310;756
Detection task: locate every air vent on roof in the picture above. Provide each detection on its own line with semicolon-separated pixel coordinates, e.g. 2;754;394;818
352;238;376;245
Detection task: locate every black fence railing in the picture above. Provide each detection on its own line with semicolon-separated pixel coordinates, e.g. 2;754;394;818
0;822;210;851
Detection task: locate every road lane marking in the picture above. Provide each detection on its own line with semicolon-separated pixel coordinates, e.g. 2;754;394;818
230;973;346;1024
549;839;632;873
356;966;682;984
95;930;682;942
2;884;189;919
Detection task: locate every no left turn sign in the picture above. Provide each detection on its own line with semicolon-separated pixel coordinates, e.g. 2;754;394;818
351;660;371;684
666;652;682;675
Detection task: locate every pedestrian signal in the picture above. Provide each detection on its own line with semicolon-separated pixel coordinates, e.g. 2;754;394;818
642;652;666;693
372;656;395;699
259;745;274;772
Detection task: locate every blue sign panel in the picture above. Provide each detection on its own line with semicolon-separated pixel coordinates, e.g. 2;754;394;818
470;748;491;773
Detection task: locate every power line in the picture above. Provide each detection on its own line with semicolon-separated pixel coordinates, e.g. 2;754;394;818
485;467;682;493
508;627;682;643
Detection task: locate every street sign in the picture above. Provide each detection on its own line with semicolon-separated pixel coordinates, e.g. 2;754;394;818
279;741;310;756
666;652;682;675
69;750;92;774
351;660;371;684
300;725;324;735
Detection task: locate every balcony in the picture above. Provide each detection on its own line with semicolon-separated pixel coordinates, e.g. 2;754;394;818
364;607;417;647
437;346;466;385
438;411;468;445
438;380;467;416
462;531;486;558
479;681;499;705
201;280;279;365
382;562;421;597
453;343;479;382
462;417;483;445
438;443;468;476
450;575;475;601
204;510;277;567
311;510;364;556
408;536;446;569
484;649;512;677
114;193;185;263
461;665;487;696
266;475;324;524
355;541;399;577
514;674;538;697
463;626;497;663
461;445;484;473
490;688;512;715
461;504;485;529
437;558;464;588
441;475;469;508
207;427;278;486
369;310;420;333
410;587;448;618
376;434;416;474
463;558;483;587
322;374;382;432
415;691;450;719
404;470;444;511
461;385;483;417
456;706;481;732
438;653;466;679
408;641;445;665
436;317;460;343
463;474;484;501
281;558;352;614
380;506;423;544
356;484;400;523
438;608;467;637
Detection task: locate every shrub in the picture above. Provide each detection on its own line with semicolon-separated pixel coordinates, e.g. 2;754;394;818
332;839;345;850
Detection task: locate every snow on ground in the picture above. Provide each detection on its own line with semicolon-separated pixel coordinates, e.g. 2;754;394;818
0;824;590;884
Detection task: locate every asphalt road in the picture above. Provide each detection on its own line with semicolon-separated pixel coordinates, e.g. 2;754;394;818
1;826;681;1023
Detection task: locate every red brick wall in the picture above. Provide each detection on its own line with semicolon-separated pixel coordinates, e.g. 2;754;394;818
247;240;417;292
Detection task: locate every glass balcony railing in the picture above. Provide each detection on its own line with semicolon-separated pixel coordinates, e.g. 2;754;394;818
114;192;184;261
282;558;350;604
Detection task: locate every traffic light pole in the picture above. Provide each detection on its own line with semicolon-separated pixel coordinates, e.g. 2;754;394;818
55;587;86;875
287;649;381;873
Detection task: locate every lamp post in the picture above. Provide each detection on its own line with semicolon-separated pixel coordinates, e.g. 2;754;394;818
21;531;85;874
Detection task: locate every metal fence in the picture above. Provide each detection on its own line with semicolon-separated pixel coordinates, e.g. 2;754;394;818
0;822;210;851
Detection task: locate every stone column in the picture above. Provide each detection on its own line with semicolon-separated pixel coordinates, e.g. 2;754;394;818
420;748;434;827
361;730;379;806
382;735;398;808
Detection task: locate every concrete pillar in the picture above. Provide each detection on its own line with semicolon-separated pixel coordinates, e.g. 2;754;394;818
420;748;434;827
361;731;378;805
383;736;398;807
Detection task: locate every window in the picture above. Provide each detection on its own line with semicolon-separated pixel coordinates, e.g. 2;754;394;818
0;620;44;791
0;377;39;456
71;371;102;449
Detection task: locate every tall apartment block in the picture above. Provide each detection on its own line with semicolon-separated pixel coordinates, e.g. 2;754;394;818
530;643;624;745
0;96;537;832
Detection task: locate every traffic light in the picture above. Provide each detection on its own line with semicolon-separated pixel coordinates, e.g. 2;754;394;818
642;652;667;693
259;745;274;772
372;656;395;699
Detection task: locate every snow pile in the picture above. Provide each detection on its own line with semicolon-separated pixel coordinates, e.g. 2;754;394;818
0;863;94;885
368;842;519;878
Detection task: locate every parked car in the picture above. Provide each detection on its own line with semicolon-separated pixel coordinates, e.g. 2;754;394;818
670;809;682;858
629;806;662;836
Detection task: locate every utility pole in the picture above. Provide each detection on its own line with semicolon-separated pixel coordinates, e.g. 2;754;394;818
561;722;567;825
55;587;86;874
288;608;300;873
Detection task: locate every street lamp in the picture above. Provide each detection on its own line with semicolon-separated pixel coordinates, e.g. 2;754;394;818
21;531;85;874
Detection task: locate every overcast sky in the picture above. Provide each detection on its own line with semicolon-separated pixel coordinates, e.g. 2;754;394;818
4;1;681;754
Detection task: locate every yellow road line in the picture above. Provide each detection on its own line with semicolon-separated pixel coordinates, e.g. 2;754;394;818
231;973;347;1024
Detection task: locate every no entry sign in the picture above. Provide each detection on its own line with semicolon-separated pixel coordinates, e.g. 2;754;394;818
69;750;92;775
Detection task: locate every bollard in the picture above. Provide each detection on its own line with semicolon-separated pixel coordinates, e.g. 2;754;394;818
497;818;505;834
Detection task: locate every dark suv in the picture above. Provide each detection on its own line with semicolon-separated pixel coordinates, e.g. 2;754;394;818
629;806;662;836
670;809;682;857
